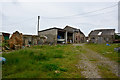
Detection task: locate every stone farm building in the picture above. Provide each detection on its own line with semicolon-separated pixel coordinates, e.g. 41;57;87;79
38;27;66;44
88;29;115;44
23;35;41;46
64;26;86;43
38;26;86;44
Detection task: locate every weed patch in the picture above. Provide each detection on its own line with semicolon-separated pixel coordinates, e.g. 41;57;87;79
97;65;117;78
2;44;83;78
59;68;68;72
42;63;59;71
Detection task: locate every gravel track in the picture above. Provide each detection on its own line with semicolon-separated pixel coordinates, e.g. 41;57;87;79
74;44;119;78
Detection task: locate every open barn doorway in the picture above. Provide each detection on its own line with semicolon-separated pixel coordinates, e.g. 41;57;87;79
57;30;66;44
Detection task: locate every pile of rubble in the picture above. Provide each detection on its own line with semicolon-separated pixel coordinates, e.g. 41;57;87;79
9;31;23;50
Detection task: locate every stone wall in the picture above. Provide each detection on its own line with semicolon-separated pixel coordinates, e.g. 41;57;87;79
89;35;115;43
74;32;80;43
23;36;32;46
38;29;58;44
23;35;41;46
74;32;86;43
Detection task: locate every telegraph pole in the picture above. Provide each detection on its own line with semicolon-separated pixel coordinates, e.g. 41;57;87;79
37;16;40;35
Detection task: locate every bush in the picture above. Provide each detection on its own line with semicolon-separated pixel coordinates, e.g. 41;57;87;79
2;41;9;47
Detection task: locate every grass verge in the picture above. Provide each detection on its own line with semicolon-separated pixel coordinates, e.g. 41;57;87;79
97;65;117;78
85;43;119;62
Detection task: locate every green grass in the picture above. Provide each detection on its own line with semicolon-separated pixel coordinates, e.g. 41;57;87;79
97;65;117;78
85;43;119;62
2;44;84;78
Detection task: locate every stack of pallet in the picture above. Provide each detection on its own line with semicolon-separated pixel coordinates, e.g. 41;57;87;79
9;31;23;50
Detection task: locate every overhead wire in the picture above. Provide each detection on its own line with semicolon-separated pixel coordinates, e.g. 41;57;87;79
42;4;117;19
3;4;118;27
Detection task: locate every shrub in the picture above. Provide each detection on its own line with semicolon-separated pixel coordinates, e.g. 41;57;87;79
2;41;9;47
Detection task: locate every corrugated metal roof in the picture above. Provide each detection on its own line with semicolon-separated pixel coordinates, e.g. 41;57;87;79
39;27;66;32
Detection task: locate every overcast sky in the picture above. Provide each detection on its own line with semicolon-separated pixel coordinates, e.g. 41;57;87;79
0;0;119;36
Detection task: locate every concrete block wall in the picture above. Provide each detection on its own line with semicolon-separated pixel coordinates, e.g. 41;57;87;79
89;35;114;44
38;29;58;44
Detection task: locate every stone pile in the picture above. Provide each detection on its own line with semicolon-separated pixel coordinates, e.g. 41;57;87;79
9;31;23;49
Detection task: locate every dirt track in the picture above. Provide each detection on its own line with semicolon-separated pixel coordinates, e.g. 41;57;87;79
74;44;119;78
